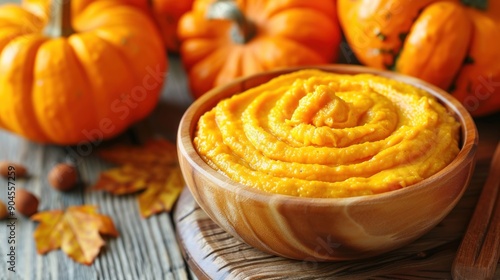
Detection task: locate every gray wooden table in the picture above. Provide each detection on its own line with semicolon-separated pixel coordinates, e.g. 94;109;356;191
0;54;196;280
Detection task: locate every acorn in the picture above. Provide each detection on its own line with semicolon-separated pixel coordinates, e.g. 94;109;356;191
0;200;8;220
0;161;27;178
48;163;78;191
14;188;39;217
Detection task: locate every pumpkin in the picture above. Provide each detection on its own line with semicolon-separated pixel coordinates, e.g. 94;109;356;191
23;0;150;19
23;0;192;53
338;0;500;116
153;0;194;52
178;0;342;98
0;0;167;145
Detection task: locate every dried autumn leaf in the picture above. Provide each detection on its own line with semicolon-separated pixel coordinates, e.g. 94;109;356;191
138;167;184;217
94;139;185;217
93;164;154;195
32;205;118;265
99;139;178;166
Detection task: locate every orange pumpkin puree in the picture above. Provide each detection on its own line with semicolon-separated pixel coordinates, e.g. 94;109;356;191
194;70;461;198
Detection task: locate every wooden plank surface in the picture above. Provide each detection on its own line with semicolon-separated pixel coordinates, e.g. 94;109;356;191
0;55;194;280
174;113;500;280
0;1;499;279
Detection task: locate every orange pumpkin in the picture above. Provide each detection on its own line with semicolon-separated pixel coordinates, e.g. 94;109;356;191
338;0;500;116
23;0;150;18
178;0;342;98
153;0;194;52
23;0;192;53
0;0;167;144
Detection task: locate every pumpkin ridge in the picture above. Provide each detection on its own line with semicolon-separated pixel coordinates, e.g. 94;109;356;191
242;41;264;76
267;37;326;67
0;5;41;26
69;32;145;135
179;39;219;69
215;45;244;86
66;35;108;141
189;46;228;97
244;38;269;72
32;38;98;144
18;36;50;142
261;1;336;21
91;31;143;122
75;5;162;38
99;32;141;122
267;6;335;21
0;35;50;142
265;9;340;62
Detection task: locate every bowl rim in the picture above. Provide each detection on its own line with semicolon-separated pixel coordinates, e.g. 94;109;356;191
177;64;479;206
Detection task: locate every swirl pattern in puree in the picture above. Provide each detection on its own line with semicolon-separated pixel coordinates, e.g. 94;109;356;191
194;70;460;198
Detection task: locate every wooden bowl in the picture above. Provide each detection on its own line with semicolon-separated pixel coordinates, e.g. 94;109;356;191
177;65;478;261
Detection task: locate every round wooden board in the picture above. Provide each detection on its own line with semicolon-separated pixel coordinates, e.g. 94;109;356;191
173;115;500;280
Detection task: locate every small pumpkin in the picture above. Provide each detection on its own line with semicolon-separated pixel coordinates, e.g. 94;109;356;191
178;0;342;98
0;0;167;144
338;0;500;116
153;0;194;52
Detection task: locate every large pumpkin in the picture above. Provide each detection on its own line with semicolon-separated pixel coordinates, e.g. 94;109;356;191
23;0;150;18
178;0;342;98
338;0;500;116
24;0;193;53
0;0;167;144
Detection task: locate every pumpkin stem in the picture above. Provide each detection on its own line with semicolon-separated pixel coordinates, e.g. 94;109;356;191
206;0;256;44
460;0;488;10
43;0;74;37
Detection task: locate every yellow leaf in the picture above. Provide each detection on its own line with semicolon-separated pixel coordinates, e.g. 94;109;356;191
31;205;118;265
94;139;185;217
138;167;185;217
99;139;178;166
93;165;151;194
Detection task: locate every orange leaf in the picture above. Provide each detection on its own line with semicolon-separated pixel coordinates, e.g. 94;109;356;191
138;167;185;217
99;139;178;166
94;139;185;217
31;205;118;265
93;165;152;195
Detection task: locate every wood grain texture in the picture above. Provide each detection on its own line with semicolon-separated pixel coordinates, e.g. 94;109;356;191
0;55;194;280
452;142;500;280
175;113;499;279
